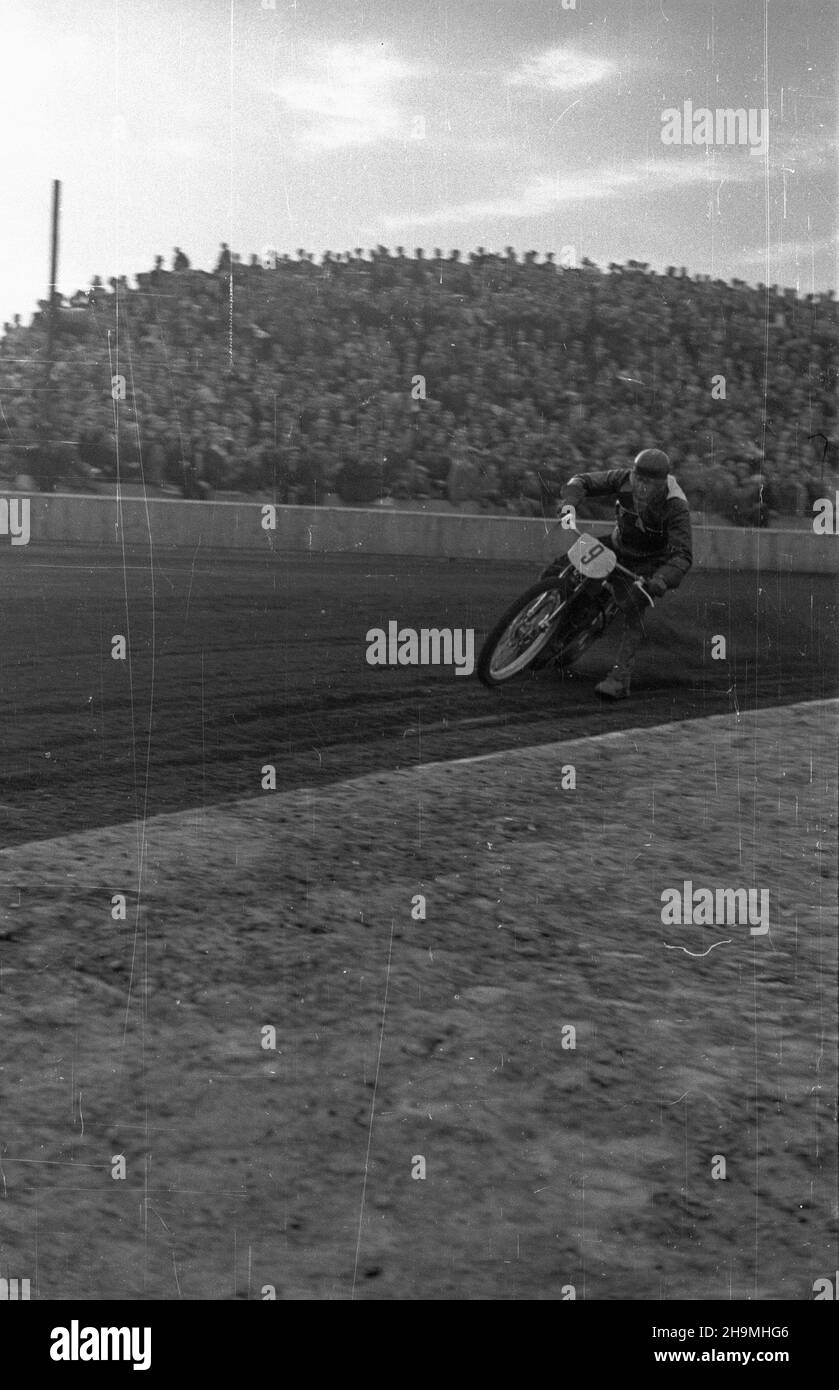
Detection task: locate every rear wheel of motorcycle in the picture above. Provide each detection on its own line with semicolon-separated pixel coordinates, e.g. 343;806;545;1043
477;579;584;687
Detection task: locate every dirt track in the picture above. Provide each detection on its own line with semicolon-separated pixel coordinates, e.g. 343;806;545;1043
0;548;835;1301
0;547;835;846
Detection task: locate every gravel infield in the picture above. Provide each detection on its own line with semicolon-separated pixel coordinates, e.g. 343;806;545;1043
0;699;835;1300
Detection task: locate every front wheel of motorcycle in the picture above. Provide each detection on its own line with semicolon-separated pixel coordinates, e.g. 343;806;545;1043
477;577;591;687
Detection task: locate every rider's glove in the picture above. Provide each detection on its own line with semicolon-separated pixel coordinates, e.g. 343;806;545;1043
647;575;668;598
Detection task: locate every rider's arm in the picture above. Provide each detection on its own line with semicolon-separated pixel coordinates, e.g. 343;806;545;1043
652;500;693;589
559;467;631;508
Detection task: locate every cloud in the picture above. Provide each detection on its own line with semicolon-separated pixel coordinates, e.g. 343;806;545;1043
507;46;615;92
733;234;839;267
274;43;415;150
383;155;765;229
771;132;838;169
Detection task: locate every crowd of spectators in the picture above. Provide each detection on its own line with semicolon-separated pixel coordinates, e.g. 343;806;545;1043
0;244;836;521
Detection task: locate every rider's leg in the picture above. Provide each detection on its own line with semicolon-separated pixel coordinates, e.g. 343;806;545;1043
595;569;653;699
613;599;645;672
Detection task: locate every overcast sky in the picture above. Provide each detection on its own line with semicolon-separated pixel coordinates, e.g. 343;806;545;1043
0;0;835;328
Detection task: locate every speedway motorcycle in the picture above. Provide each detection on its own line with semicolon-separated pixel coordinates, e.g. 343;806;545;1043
477;529;655;687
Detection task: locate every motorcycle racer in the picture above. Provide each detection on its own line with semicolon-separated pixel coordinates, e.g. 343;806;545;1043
551;448;693;699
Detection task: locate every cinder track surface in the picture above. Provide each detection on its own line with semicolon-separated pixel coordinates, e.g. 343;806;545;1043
0;547;835;847
0;546;835;1302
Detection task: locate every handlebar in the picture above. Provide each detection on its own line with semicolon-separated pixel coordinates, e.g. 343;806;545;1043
611;559;656;605
564;527;657;605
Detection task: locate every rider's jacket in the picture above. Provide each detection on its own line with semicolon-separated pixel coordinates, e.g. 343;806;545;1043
561;468;693;589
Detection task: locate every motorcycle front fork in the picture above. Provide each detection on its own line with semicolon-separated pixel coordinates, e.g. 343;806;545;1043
548;573;619;630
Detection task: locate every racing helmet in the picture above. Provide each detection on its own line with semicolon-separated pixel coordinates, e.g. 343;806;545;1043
632;448;670;479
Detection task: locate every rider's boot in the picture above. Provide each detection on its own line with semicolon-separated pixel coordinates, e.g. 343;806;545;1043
595;665;633;699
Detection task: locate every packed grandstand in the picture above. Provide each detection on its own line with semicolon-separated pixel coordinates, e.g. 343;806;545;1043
0;245;836;523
